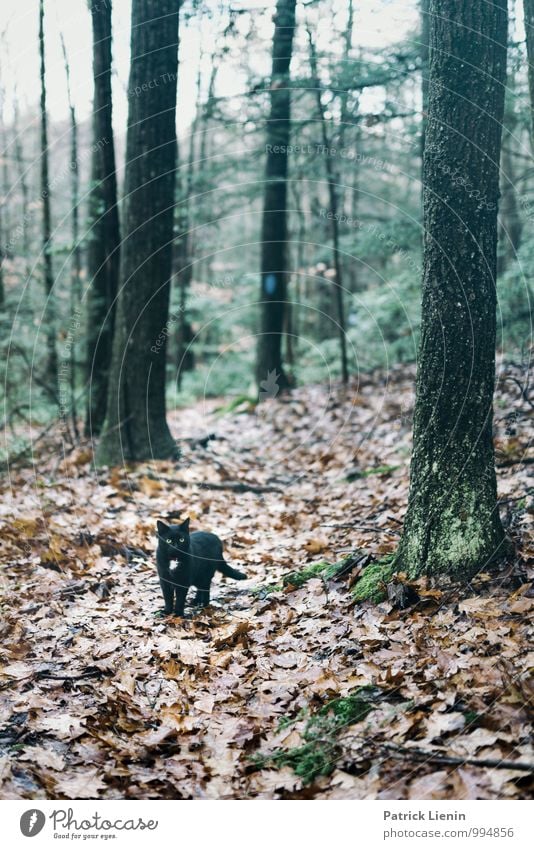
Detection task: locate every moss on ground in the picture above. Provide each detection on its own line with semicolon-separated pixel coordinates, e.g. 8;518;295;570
346;464;399;481
351;555;397;603
252;555;358;597
252;687;379;785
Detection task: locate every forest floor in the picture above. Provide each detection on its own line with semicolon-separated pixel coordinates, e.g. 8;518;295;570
0;363;533;800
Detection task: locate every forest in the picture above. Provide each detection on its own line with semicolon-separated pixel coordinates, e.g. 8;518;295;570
0;0;532;803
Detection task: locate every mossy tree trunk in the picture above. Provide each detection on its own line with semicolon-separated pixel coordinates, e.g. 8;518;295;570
256;0;297;391
96;0;180;465
394;0;508;581
86;0;121;436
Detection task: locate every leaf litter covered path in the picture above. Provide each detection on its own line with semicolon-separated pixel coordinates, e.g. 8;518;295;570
0;364;533;800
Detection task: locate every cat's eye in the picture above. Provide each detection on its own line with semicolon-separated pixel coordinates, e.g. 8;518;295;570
166;538;173;544
179;537;184;543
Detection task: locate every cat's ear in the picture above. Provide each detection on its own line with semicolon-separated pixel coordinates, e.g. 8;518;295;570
180;517;190;531
157;520;170;536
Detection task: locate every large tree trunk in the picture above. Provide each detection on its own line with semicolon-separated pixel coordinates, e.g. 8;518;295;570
85;0;121;436
39;0;58;384
357;0;508;596
96;0;179;464
256;0;297;391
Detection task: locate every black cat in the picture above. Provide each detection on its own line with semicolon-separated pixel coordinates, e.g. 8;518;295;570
156;518;247;616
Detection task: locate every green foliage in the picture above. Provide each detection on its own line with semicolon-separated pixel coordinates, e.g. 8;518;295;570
497;243;534;353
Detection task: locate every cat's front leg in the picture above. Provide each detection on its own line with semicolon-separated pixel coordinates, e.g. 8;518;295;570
198;585;210;607
173;585;188;617
160;577;174;614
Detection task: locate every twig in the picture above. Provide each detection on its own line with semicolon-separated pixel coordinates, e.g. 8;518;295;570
501;375;533;409
174;479;283;494
382;744;534;773
497;457;534;468
320;522;400;535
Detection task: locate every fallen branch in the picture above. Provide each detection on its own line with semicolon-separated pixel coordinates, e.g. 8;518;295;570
378;742;534;773
174;479;283;494
497;457;534;468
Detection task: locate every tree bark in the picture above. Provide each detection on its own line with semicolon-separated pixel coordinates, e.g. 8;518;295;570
420;0;430;168
12;94;31;283
256;0;297;391
308;28;349;385
39;0;58;384
60;33;81;438
85;0;121;436
96;0;180;464
524;0;534;149
392;0;508;581
0;85;7;310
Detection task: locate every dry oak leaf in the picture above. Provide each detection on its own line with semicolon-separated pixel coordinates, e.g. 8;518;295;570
408;770;449;800
195;694;216;714
137;725;176;747
19;747;65;772
303;538;328;555
113;669;136;696
0;662;34;680
212;621;253;649
55;768;107;799
33;714;86;740
421;711;465;743
178;639;209;665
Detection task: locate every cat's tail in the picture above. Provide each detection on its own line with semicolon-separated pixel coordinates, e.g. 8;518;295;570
217;560;247;580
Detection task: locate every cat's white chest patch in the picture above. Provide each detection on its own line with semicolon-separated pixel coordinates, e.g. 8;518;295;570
169;561;181;572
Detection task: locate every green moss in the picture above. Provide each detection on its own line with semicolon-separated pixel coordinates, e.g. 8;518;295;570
346;464;399;481
319;691;375;725
252;688;378;785
462;710;481;728
282;560;330;588
252;554;359;597
214;394;257;414
352;556;396;602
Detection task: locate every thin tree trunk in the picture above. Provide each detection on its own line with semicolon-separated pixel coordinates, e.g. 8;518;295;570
308;29;349;385
12;93;31;283
175;61;201;389
86;0;121;436
256;0;297;391
39;0;58;383
290;174;305;340
420;0;430;170
60;33;81;438
197;61;218;284
175;139;191;392
498;141;522;274
96;0;180;464
0;87;7;310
